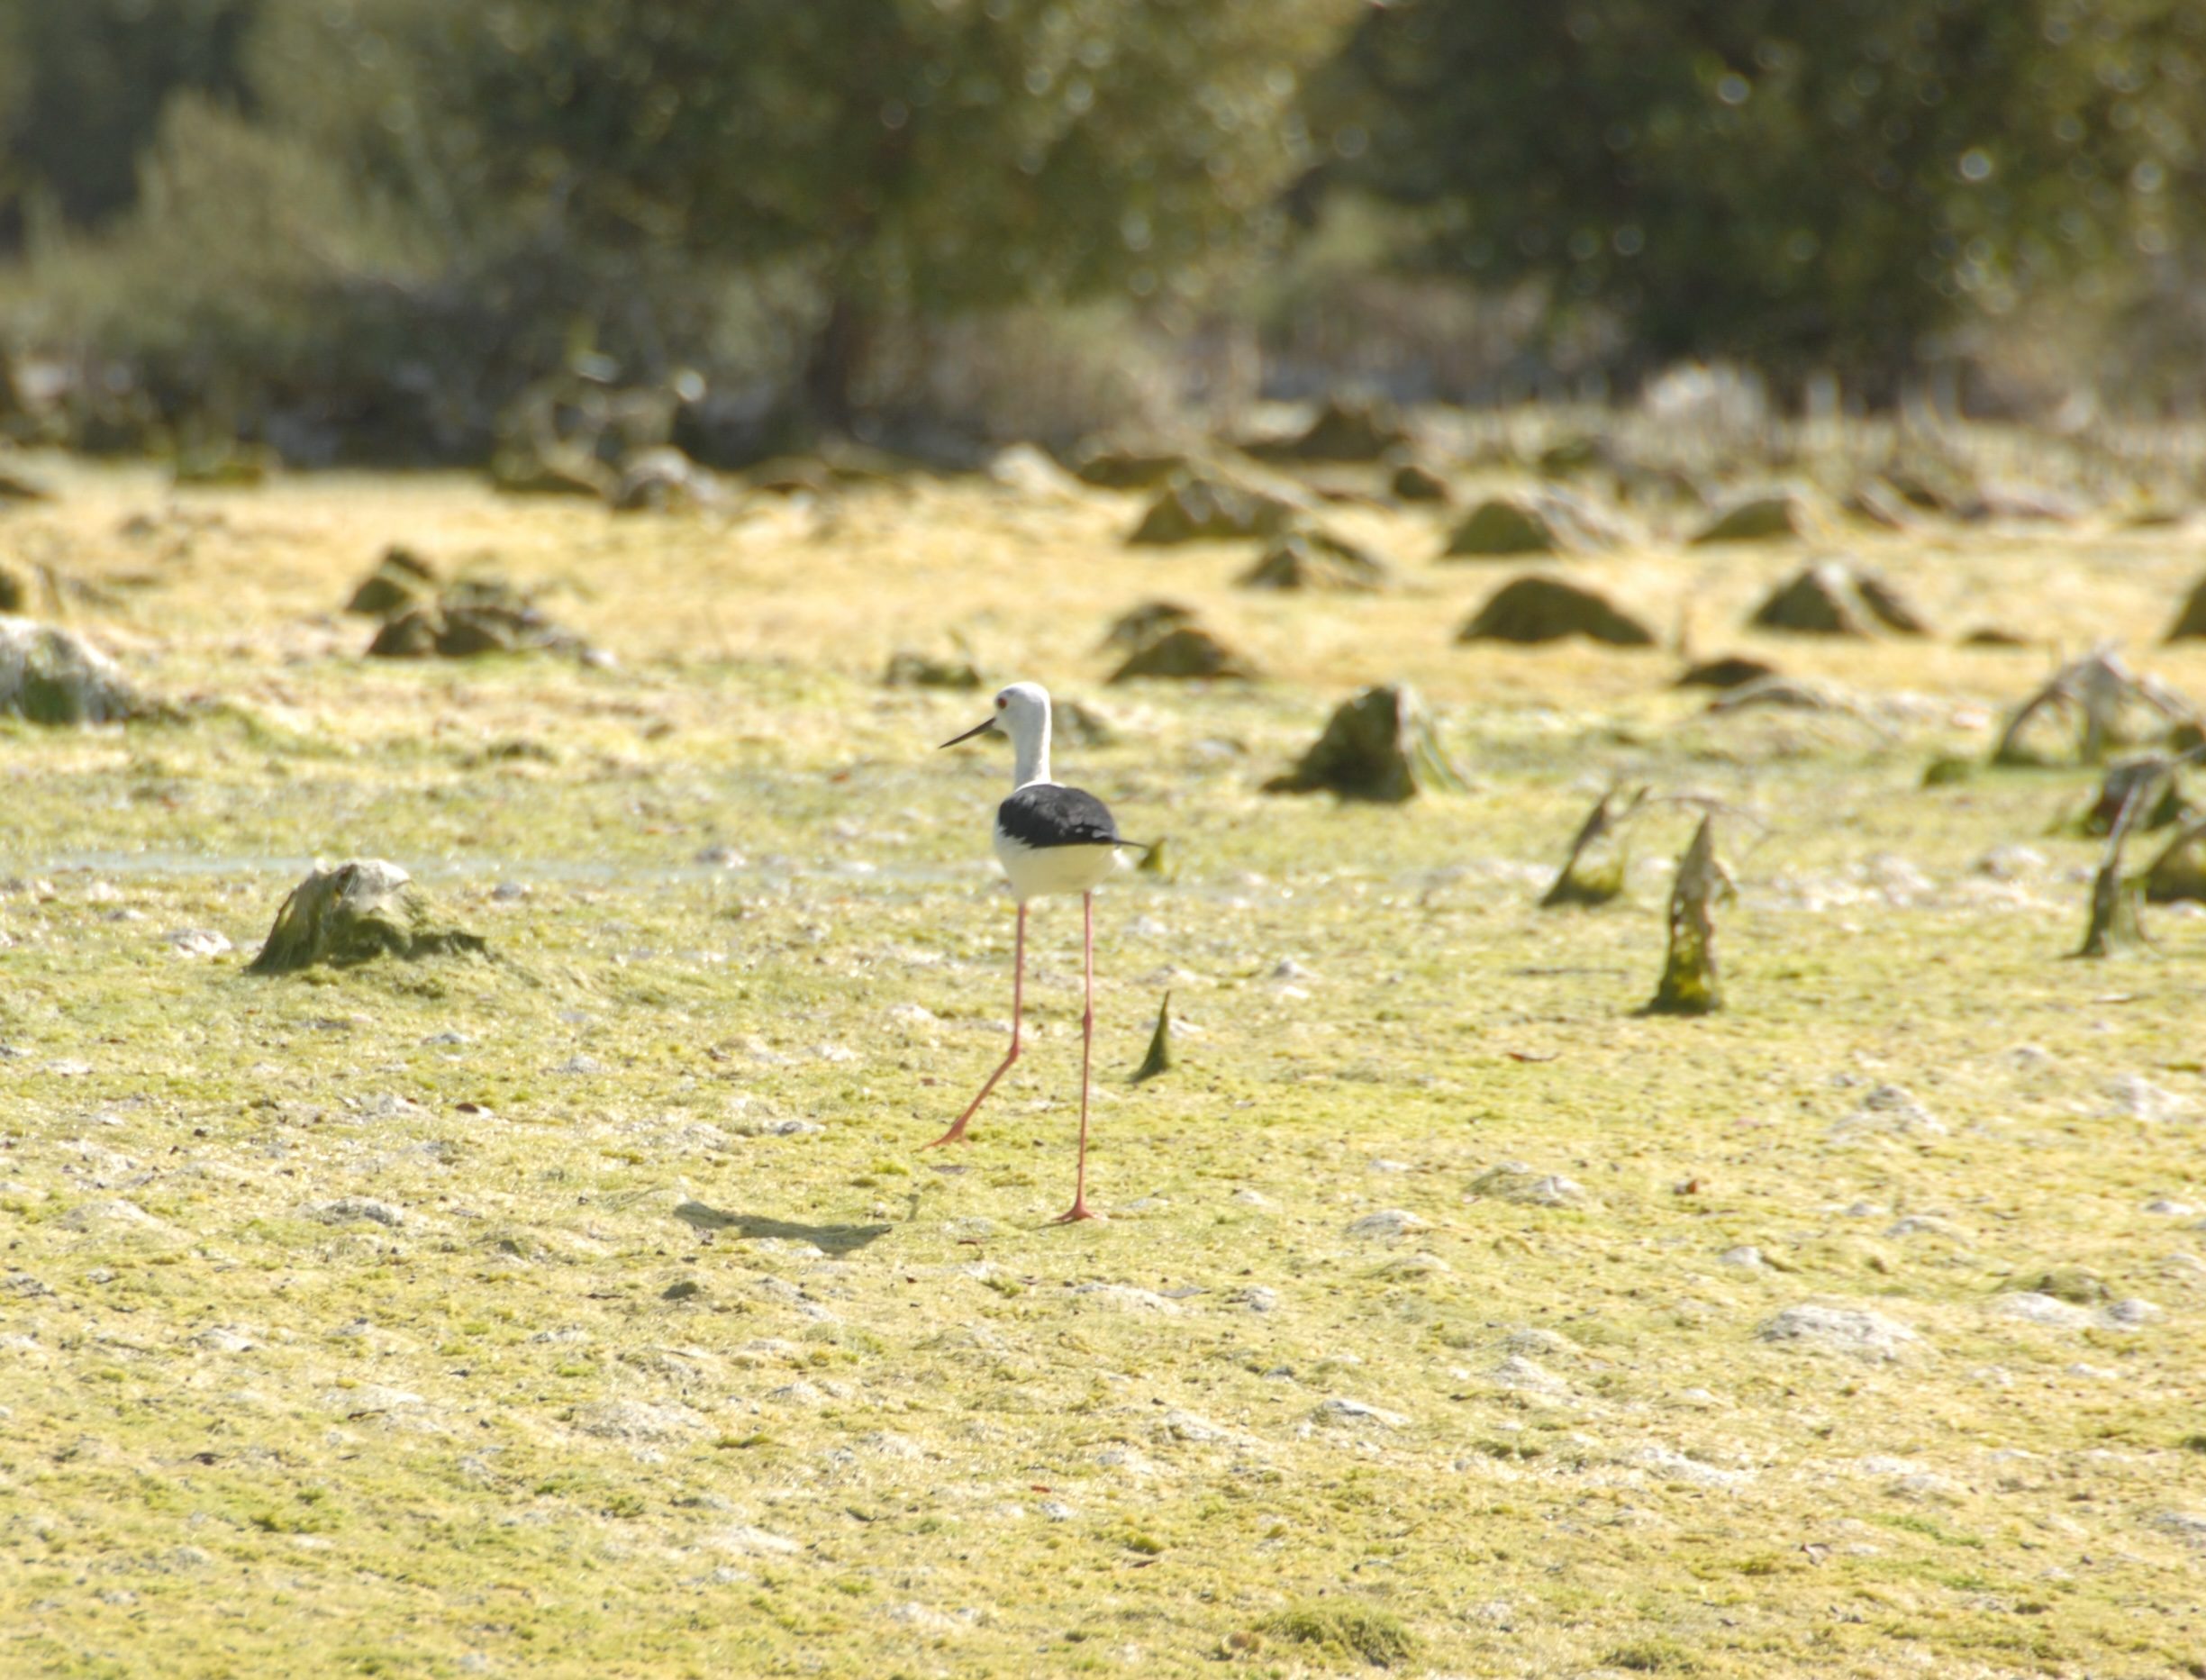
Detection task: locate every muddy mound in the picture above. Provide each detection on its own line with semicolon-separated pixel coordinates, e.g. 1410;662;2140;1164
1239;530;1390;593
1749;560;1929;637
2166;575;2206;642
1067;440;1203;491
1108;624;1256;683
1248;396;1410;464
249;859;486;975
1390;460;1451;504
2145;819;2206;904
884;649;982;690
1263;684;1465;802
1100;600;1196;650
344;546;439;617
1692;487;1821;545
1444;490;1620;558
0;616;141;723
366;577;582;660
1457;576;1656;647
1676;655;1780;690
1128;473;1302;545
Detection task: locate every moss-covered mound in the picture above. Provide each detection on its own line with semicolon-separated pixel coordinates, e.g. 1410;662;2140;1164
1676;654;1779;690
1067;440;1200;490
1692;487;1820;545
1444;490;1620;558
1457;575;1655;647
1107;624;1255;682
2145;819;2206;903
0;616;141;724
344;546;439;617
1389;459;1451;503
2165;574;2206;642
1128;473;1301;545
248;859;486;975
1239;529;1390;593
1264;683;1464;801
1098;600;1196;650
1748;560;1929;637
1251;395;1410;463
366;577;581;660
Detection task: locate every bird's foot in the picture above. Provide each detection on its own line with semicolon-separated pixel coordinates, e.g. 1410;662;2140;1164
1050;1201;1099;1224
921;1123;974;1150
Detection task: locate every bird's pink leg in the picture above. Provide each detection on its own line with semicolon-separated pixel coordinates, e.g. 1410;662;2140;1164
1053;890;1098;1222
926;902;1024;1148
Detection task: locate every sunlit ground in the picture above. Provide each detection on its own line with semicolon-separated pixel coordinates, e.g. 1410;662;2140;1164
3;450;2204;1677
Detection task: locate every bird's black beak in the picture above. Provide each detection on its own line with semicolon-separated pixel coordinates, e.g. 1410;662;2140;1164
940;717;999;749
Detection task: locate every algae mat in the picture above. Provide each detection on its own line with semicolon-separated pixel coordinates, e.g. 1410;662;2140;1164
2;461;2204;1677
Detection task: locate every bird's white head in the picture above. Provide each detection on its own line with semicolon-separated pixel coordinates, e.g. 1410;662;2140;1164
940;681;1054;787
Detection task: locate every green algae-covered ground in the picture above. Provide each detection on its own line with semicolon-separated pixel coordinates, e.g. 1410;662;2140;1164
4;454;2205;1677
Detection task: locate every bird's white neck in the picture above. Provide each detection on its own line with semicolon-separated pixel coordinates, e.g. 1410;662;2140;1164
1010;713;1052;790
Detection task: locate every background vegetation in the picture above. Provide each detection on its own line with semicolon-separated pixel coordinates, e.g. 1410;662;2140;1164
2;0;2203;453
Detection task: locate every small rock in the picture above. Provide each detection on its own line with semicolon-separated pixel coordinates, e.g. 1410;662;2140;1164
1631;1444;1753;1490
1718;1246;1766;1268
311;1197;407;1229
1468;1162;1586;1207
1975;845;2047;880
1830;1084;1945;1140
571;1401;708;1442
57;1198;169;1234
1345;1209;1429;1240
1488;1357;1567;1395
704;1524;803;1556
1312;1397;1409;1429
1067;1284;1181;1313
1995;1293;2093;1329
1374;1252;1452;1279
1757;1303;1925;1363
1885;1215;1962;1240
2105;1075;2192;1122
2102;1297;2162;1327
166;929;232;958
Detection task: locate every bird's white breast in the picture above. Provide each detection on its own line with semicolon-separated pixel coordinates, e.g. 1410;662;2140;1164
994;827;1121;901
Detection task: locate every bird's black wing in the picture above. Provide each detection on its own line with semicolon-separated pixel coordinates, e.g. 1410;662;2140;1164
998;784;1121;849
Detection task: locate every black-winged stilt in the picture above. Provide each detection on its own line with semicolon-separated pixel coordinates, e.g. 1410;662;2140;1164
931;681;1143;1223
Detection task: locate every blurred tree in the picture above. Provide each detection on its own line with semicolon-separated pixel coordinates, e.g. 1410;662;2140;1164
1310;0;2206;395
249;0;1358;427
0;0;261;248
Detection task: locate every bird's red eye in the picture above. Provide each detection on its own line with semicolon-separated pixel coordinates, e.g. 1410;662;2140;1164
995;696;1007;710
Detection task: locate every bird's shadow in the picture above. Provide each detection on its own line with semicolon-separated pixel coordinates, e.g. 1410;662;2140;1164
673;1200;892;1256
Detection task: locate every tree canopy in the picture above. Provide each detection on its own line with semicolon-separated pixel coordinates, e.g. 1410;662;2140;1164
1312;0;2206;390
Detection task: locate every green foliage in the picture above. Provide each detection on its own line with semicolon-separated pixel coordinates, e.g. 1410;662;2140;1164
1313;0;2206;387
246;0;1357;420
1257;1601;1417;1666
0;0;260;241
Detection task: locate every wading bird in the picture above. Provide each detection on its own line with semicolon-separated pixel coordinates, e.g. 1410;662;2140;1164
931;682;1143;1222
